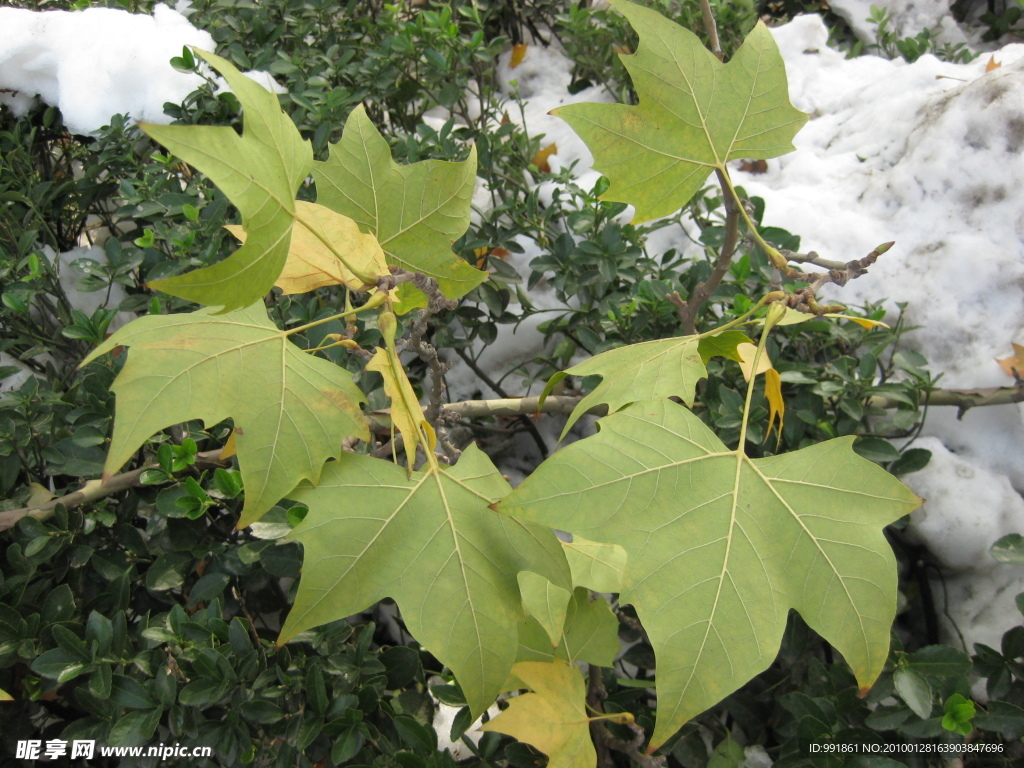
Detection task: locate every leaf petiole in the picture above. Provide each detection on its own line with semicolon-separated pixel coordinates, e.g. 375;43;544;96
695;290;785;340
716;167;789;270
284;290;389;337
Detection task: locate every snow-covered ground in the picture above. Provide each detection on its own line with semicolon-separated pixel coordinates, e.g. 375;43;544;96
3;2;1024;669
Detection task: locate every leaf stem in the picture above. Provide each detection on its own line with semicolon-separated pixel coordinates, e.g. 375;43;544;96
716;167;789;270
694;290;784;340
284;291;388;337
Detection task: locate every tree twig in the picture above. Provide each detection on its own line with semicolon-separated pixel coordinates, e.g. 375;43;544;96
699;0;723;61
440;384;1024;420
0;449;230;532
588;666;615;768
453;348;549;459
677;169;742;334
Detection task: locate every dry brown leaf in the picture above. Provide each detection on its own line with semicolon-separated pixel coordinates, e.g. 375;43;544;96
738;158;768;174
531;143;558;173
510;43;529;68
986;55;1001;72
997;342;1024;378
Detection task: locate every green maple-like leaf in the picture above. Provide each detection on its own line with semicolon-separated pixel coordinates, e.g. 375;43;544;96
278;445;570;719
500;399;922;748
82;304;368;526
517;586;620;669
314;105;485;312
553;0;807;223
519;571;572;647
544;330;749;439
141;50;313;310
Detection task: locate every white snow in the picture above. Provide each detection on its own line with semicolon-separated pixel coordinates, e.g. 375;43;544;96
829;0;980;48
0;4;213;135
4;1;1024;667
0;3;284;135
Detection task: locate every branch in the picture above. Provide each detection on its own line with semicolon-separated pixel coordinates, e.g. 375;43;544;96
782;241;895;315
453;348;550;459
5;385;1018;532
0;449;230;532
439;385;1024;420
676;169;743;335
699;0;723;61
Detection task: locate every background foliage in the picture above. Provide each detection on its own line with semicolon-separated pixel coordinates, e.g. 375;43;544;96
2;1;1023;766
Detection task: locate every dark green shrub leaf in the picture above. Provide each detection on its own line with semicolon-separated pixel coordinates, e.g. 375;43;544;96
186;573;230;607
430;684;466;708
145;553;193;591
112;674;157;709
975;699;1024;739
42;584;75;623
382;646;421;690
31;648;88;682
393;714;437;754
108;708;162;748
991;534;1024;565
905;645;971;678
331;723;364;764
241;700;285;724
893;667;932;719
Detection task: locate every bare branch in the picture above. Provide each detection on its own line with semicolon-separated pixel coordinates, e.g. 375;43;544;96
700;0;723;61
680;169;742;334
0;449;230;532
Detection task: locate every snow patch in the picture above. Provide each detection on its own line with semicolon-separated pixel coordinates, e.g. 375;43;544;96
902;438;1024;656
0;4;284;135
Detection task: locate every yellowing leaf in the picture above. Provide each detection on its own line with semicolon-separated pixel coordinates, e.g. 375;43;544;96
226;201;387;294
510;42;529;68
531;142;558;173
81;304;368;527
27;483;54;508
279;445;571;720
481;659;600;768
519;572;573;646
502;399;922;748
829;314;889;330
0;687;12;701
365;311;435;467
997;342;1024;378
765;308;889;329
562;536;626;593
314;105;485;312
552;0;806;223
220;430;239;460
736;342;773;380
142;50;312;310
764;367;785;443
